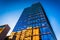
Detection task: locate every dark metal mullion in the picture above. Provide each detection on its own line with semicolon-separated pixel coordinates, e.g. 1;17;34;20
39;27;41;40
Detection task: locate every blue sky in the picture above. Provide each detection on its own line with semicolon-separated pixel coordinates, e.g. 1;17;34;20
0;0;60;40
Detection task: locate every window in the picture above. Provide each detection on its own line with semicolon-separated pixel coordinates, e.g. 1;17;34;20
42;24;45;27
41;35;49;40
41;22;47;27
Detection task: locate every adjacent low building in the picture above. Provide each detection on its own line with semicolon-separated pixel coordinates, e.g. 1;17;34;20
0;24;10;40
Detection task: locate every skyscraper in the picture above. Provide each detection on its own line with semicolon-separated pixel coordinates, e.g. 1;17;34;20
13;2;57;40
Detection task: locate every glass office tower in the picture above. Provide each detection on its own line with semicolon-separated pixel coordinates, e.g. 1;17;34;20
13;2;57;40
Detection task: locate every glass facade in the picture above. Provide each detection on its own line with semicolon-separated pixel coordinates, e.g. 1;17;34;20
13;2;57;40
11;27;40;40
